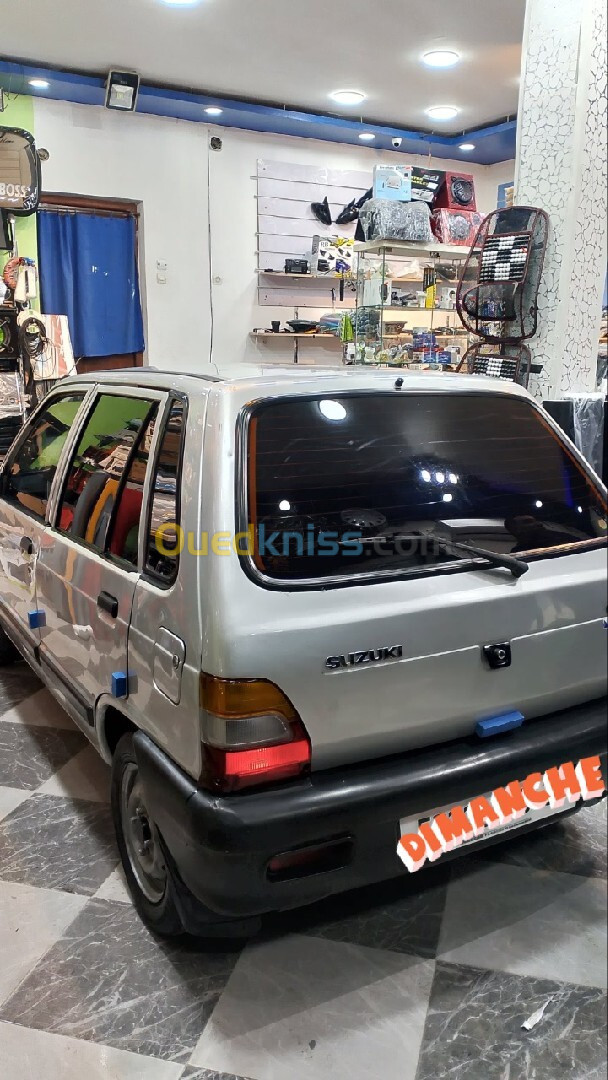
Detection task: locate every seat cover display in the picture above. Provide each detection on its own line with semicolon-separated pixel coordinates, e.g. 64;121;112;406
456;207;549;343
457;343;533;388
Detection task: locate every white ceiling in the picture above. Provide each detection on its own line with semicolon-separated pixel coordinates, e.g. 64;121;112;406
2;0;525;134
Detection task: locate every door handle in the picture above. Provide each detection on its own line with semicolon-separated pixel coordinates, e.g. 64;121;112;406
20;536;34;557
97;591;119;619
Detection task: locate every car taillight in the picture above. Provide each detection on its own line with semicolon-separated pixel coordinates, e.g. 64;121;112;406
199;674;311;792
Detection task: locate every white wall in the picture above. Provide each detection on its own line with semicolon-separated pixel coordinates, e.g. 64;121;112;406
34;98;211;371
33;97;514;372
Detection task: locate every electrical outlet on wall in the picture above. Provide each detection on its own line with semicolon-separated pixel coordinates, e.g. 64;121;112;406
156;259;167;284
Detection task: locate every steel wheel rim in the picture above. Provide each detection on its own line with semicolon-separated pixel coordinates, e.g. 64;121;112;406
120;762;167;904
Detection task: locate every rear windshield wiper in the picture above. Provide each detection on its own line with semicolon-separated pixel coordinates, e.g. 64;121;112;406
350;532;529;579
421;534;529;578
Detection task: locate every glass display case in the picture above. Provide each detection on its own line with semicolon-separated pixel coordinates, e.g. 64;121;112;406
353;239;471;369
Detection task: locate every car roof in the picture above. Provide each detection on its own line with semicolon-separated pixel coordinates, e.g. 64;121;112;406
58;364;533;401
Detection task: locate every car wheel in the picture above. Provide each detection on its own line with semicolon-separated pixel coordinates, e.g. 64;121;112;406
111;732;184;937
0;626;18;666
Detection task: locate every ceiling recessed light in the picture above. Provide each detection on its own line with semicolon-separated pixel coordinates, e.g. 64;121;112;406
205;107;223;116
422;50;460;68
459;142;475;151
160;0;202;5
330;89;366;106
425;105;460;122
28;78;49;90
358;132;375;141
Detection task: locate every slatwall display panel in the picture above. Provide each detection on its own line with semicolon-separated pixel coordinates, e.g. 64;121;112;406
258;179;368;205
259;286;357;308
259;214;346;238
256;159;370;304
259;236;314;257
257;161;371;188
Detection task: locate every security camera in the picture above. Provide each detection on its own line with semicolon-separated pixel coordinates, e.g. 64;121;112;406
392;137;403;149
210;136;223;151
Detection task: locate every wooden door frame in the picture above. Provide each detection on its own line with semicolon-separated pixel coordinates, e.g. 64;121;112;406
38;192;145;372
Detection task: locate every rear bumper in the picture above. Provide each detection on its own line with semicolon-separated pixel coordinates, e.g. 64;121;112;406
134;696;607;925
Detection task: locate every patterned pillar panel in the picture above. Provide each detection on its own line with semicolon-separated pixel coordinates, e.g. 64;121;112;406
515;0;608;399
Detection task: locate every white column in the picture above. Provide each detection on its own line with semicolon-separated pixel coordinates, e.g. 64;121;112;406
514;0;607;399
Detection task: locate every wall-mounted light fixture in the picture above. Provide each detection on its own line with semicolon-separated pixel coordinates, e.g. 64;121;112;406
105;71;140;112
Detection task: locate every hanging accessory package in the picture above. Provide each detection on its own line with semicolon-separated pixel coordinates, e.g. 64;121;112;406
0;212;14;252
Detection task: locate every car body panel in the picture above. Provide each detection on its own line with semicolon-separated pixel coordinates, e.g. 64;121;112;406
0;498;44;661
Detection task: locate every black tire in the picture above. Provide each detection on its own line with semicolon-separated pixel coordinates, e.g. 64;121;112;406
0;625;19;666
111;732;184;937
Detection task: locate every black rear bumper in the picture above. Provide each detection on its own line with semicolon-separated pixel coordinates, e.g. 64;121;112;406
134;696;607;925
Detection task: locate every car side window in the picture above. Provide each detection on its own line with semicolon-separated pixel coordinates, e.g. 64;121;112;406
106;407;159;568
1;393;85;522
145;399;186;584
56;393;155;554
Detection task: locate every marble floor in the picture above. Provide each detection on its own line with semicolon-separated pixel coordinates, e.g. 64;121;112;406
0;661;606;1080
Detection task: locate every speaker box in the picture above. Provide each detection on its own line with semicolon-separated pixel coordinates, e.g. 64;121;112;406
431;208;483;246
434;172;477;212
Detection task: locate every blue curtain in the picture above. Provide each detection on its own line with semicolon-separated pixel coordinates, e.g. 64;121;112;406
38;210;145;358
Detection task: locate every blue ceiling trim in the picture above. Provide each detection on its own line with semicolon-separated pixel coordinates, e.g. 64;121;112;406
0;59;516;165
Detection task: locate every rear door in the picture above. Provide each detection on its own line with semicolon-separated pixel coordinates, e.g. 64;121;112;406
36;388;165;721
0;391;86;661
125;397;204;774
236;389;608;768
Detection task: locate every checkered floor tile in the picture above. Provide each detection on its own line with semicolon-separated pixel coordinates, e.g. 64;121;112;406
0;662;605;1079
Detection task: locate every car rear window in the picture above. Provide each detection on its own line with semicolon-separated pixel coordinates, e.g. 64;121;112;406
244;392;607;584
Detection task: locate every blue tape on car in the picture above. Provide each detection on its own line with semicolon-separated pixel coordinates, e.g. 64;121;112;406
475;711;525;738
111;672;129;699
28;610;46;631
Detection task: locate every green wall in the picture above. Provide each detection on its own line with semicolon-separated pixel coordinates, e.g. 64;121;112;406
1;94;38;273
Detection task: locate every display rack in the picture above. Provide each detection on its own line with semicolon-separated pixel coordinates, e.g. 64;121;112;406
355;239;473;260
249;330;342;364
256;269;356;311
353;239;470;368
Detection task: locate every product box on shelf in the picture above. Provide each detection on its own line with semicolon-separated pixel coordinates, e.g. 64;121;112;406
410;167;445;204
412;331;437;349
372;165;412;202
431;208;483;247
433;172;477;211
311;235;355;276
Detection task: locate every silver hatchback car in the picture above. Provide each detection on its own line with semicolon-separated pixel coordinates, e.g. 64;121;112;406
0;366;606;936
